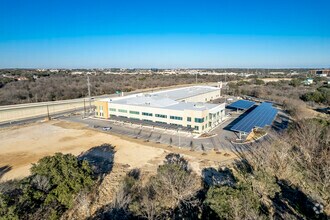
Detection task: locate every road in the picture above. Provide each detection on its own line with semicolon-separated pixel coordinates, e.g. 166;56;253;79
0;108;85;128
0;82;219;124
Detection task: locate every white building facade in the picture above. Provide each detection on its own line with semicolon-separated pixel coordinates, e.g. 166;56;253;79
95;86;225;133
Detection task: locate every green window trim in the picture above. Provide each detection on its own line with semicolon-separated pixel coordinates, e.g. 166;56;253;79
155;114;167;118
142;112;153;116
170;116;183;120
109;108;116;112
118;109;128;113
194;118;204;123
129;111;140;115
187;117;191;122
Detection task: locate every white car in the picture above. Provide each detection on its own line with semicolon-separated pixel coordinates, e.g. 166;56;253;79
102;127;112;131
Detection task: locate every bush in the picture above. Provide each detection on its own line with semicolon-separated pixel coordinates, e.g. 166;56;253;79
301;86;330;105
205;183;261;219
0;153;95;219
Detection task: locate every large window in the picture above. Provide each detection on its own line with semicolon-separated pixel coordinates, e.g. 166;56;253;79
170;116;183;120
109;108;116;112
195;118;204;123
155;114;167;118
194;126;199;130
142;112;153;116
129;110;140;115
118;109;127;113
187;117;191;122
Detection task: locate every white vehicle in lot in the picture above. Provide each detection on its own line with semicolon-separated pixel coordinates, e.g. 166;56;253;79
102;127;112;131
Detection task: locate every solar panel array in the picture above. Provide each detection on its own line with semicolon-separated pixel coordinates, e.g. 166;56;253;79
231;102;278;133
227;100;255;110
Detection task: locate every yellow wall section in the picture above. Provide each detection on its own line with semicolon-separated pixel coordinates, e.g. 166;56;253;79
94;100;109;118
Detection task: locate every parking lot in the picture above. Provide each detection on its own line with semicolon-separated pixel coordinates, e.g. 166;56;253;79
55;101;290;153
64;115;240;152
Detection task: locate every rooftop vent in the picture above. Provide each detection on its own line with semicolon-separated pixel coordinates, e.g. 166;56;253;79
194;102;204;108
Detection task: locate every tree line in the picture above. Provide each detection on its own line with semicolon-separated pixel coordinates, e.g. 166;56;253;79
0;73;238;105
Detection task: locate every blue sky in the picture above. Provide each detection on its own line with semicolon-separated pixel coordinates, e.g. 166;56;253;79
0;0;329;68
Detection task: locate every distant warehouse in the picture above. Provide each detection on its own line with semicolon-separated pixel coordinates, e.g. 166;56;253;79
94;86;225;133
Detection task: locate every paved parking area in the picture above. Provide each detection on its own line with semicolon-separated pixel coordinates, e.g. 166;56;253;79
61;106;289;152
63;115;241;152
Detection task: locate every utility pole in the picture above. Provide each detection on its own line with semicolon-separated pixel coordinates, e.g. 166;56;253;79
46;105;50;120
195;72;198;84
87;75;92;114
83;99;86;118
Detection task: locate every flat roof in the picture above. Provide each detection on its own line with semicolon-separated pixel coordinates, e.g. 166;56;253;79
111;94;219;111
153;86;220;100
108;86;222;112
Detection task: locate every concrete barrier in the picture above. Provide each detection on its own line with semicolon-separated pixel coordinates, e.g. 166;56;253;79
0;98;94;123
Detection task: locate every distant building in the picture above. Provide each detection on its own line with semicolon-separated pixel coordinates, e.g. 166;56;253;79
94;86;225;133
310;69;330;77
304;78;314;85
269;72;285;75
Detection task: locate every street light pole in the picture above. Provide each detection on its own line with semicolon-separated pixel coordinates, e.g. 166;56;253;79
87;75;92;114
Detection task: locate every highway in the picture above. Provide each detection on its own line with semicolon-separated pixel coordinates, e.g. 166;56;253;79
0;83;220;126
0;108;85;128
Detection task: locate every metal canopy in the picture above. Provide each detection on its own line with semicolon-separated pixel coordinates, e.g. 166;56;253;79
231;102;278;133
227;100;255;110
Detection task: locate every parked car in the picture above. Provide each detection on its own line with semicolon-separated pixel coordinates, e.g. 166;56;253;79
102;127;112;131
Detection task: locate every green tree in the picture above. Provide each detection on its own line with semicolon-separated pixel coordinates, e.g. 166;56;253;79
205;183;262;219
0;153;95;220
26;153;94;209
289;78;302;87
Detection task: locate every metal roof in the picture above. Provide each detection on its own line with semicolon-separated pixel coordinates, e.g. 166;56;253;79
231;102;278;133
227;100;255;110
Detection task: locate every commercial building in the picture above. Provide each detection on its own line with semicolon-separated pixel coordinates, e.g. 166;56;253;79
94;86;225;133
310;69;330;77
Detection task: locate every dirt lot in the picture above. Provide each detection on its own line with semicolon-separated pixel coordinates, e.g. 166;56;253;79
0;120;235;181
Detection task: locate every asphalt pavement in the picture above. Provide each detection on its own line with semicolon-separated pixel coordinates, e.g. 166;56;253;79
63;115;242;152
